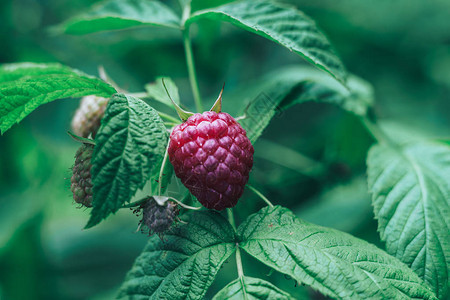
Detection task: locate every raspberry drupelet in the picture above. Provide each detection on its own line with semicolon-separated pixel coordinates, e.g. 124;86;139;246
168;111;254;210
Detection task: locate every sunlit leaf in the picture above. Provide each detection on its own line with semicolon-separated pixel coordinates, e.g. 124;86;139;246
188;0;346;82
238;206;437;299
58;0;181;35
0;63;116;134
367;141;450;298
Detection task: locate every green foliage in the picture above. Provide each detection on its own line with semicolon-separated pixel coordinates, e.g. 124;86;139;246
367;141;450;298
0;62;84;82
296;177;372;232
188;0;347;82
236;65;372;143
237;206;437;299
279;72;373;116
0;0;448;299
145;77;181;107
118;210;236;299
87;94;168;228
0;63;115;134
58;0;180;34
213;276;295;300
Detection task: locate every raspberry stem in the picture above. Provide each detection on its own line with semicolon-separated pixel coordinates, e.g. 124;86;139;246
227;208;247;298
360;116;397;149
157;111;181;124
226;208;236;231
246;185;274;207
235;247;246;295
182;3;203;112
121;197;148;209
158;139;171;196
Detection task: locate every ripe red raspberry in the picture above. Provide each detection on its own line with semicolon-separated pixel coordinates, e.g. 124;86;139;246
168;111;254;210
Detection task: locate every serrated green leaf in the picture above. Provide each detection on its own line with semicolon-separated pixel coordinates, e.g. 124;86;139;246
188;0;346;82
0;62;79;82
118;210;236;299
213;276;295;300
235;65;373;143
145;77;181;107
367;141;450;298
87;94;168;228
0;62;116;134
58;0;181;35
279;71;373;116
237;206;437;300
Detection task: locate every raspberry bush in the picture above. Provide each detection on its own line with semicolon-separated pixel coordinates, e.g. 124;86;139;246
0;0;448;299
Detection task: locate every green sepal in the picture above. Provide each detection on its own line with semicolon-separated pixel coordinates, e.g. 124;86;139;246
162;78;194;122
67;131;96;145
210;83;224;113
174;101;194;122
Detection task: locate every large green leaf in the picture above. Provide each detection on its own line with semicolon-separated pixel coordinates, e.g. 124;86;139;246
238;206;437;299
58;0;180;35
367;141;450;298
279;70;373;116
87;94;168;228
0;62;81;82
0;63;115;134
188;0;346;82
213;276;295;300
233;65;372;143
118;210;236;299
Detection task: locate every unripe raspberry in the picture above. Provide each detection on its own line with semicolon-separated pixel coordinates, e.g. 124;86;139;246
139;198;179;237
71;143;94;207
71;95;108;138
168;111;254;210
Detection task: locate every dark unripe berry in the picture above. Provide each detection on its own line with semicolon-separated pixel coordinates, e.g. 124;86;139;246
168;111;254;210
71;143;94;207
139;198;179;237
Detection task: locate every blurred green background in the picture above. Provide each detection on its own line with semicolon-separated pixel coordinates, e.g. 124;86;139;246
0;0;449;299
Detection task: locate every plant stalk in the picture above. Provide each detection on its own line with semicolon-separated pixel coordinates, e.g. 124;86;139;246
121;197;148;208
158;111;181;124
246;185;274;207
227;208;237;231
158;140;171;196
182;4;203;113
360;116;399;150
227;208;247;297
236;247;246;287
